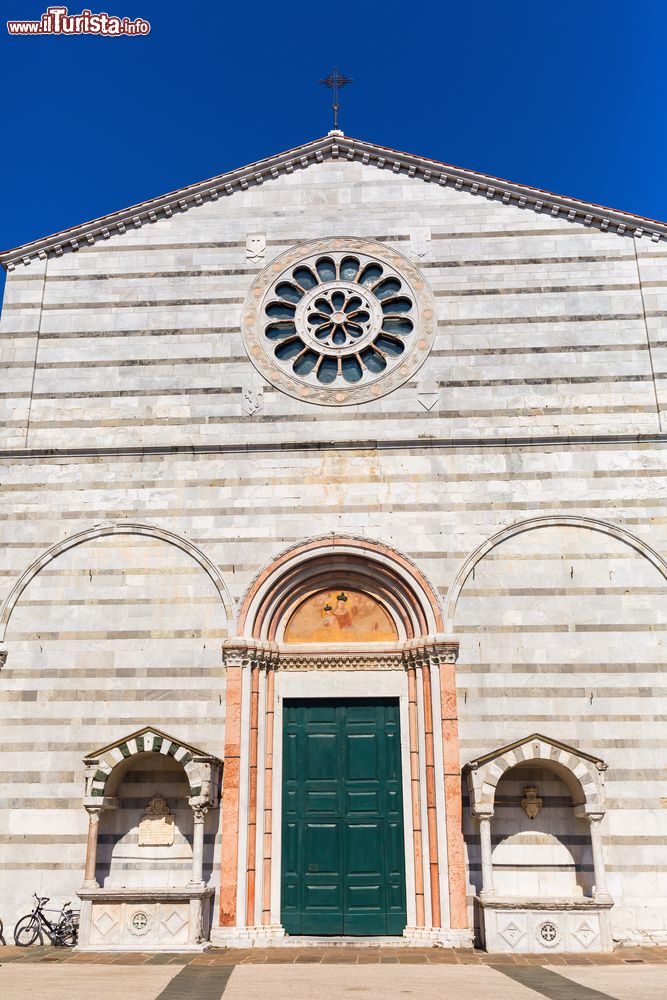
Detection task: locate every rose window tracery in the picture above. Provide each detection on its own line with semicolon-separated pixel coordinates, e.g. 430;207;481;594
242;239;436;405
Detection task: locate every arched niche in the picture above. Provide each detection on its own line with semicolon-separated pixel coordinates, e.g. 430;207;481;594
100;752;195;890
491;761;592;899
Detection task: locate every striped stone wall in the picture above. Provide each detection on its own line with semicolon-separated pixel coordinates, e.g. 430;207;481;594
1;160;665;451
0;533;227;926
0;157;666;942
454;522;667;942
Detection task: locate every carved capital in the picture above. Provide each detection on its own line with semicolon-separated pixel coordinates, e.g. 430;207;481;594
402;635;459;669
85;805;105;821
222;638;279;670
191;802;209;822
0;649;7;671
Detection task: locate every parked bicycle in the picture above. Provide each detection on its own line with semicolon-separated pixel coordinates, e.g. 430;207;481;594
14;895;79;947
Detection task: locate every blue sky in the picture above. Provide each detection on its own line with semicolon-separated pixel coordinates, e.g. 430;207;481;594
1;0;665;267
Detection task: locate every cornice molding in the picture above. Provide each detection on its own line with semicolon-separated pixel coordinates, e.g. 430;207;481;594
1;432;666;463
221;636;459;671
3;134;666;271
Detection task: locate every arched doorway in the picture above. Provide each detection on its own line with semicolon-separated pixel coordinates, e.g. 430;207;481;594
212;536;471;947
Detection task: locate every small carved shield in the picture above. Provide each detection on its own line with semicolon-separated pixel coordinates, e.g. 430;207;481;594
416;379;439;411
410;227;431;258
521;785;543;820
246;234;266;261
241;386;263;416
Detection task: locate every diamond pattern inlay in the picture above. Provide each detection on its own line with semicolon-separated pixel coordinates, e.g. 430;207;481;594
499;920;525;948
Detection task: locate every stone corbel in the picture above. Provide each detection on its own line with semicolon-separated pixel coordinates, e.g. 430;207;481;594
402;635;459;670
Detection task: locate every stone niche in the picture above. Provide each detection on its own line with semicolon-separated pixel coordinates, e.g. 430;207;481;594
77;728;221;952
464;734;613;954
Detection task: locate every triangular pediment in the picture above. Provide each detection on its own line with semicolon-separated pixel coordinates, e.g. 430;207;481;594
83;725;213;763
464;733;606;771
2;134;665;270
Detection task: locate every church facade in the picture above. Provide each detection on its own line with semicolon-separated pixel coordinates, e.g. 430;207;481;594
0;134;665;953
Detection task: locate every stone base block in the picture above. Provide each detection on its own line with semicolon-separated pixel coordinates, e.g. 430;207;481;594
76;885;213;951
477;895;614;954
403;926;474;948
211;926;473;948
210;925;287;948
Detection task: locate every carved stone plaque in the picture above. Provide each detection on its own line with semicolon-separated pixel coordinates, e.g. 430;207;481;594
241;385;263;416
246;234;266;262
138;795;175;846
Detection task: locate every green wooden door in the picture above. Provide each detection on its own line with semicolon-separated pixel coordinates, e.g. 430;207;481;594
281;698;407;936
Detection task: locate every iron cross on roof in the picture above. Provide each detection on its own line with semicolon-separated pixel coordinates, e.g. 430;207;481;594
319;67;353;133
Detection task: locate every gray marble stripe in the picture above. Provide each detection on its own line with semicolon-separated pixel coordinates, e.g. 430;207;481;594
0;834;88;843
71;234;408;254
5;628;227;641
0;495;662;522
40;326;239;340
437;373;652;389
5;252;637;277
422;254;637;268
431;228;612;239
459;738;667;747
434;283;639;296
461;586;667;596
456;684;662;695
1;687;225;699
0;773;77;782
433;342;648;358
0;861;222;871
456;623;667;633
457;664;667;674
9;370;653;403
459;713;667;722
29;566;222;576
2;466;666;494
0;732;225;740
11;404;662;431
443;312;643;325
36;297;244;310
35;267;258;280
13;597;222;607
9;339;643;371
1;668;219;679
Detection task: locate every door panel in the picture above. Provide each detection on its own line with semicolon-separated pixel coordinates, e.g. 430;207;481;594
281;698;407;936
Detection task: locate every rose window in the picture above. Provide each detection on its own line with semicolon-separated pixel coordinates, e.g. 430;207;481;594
243;239;436;405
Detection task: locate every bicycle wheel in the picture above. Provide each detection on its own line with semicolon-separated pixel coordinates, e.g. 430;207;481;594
57;916;78;947
14;914;43;946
